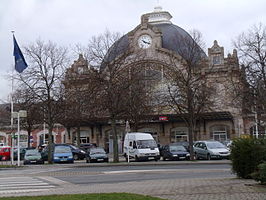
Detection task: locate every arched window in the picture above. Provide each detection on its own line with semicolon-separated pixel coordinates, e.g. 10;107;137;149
210;125;228;142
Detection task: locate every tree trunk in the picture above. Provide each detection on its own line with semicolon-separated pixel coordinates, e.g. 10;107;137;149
111;118;119;163
76;125;81;147
47;125;53;164
27;126;31;148
67;127;71;141
187;88;195;161
47;99;54;164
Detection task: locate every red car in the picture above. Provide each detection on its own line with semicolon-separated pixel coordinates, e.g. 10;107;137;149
0;146;11;161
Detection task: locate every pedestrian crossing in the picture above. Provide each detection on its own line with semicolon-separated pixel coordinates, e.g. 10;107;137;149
0;176;56;195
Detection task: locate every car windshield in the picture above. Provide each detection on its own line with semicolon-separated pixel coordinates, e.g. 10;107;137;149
137;140;157;149
25;150;40;156
55;146;71;153
90;148;105;154
169;145;186;152
207;142;226;149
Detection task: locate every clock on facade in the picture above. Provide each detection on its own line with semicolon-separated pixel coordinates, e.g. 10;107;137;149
138;34;152;49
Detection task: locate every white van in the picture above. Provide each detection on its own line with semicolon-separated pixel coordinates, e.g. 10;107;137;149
123;132;160;161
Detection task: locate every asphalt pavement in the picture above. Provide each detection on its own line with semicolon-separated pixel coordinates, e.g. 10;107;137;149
1;158;266;200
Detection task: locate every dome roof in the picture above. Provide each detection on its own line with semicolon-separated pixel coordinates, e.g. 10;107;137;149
153;23;207;60
102;8;206;68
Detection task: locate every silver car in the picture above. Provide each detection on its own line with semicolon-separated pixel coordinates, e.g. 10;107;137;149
193;141;230;160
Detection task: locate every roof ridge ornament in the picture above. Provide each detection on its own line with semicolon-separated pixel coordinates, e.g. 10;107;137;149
141;6;172;25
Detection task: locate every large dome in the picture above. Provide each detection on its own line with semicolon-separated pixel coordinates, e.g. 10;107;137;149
103;7;207;67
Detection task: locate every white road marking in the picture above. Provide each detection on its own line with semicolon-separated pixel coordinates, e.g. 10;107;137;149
103;168;230;174
0;177;56;194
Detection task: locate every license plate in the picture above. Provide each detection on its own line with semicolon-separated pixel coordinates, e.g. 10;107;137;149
97;159;104;161
148;157;153;160
60;159;67;161
179;157;185;159
173;155;177;157
30;160;37;163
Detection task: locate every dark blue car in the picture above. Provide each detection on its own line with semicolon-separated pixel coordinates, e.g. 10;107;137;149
161;144;190;161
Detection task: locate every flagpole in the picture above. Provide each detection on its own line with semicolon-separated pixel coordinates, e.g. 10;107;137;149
10;30;15;165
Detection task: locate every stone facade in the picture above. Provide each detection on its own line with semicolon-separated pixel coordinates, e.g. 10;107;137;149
62;7;246;153
1;7;254;151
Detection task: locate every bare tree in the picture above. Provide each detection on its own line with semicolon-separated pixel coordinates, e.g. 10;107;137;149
61;54;102;148
84;30;154;162
16;39;69;163
12;87;42;148
162;30;214;159
233;23;266;136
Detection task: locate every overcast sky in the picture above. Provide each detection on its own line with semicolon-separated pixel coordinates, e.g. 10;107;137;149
0;0;265;102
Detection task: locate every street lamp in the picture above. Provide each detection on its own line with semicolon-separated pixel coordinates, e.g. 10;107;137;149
12;110;27;166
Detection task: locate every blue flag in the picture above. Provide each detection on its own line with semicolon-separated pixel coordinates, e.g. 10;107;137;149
13;35;28;73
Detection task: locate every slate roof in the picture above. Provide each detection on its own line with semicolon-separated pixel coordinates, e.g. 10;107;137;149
101;23;207;69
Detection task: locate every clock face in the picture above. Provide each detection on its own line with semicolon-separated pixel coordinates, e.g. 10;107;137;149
138;34;152;49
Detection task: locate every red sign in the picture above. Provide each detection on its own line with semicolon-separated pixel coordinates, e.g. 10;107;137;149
159;116;168;121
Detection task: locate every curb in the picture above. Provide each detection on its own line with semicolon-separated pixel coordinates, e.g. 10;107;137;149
71;160;231;168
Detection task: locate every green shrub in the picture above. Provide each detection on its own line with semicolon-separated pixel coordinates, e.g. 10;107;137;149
230;137;266;179
251;162;266;184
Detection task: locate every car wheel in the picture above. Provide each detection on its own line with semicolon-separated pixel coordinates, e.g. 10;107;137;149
135;156;139;162
73;154;79;160
207;154;211;160
125;155;129;162
195;153;199;160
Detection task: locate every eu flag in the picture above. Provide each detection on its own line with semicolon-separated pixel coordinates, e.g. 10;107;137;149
13;35;28;73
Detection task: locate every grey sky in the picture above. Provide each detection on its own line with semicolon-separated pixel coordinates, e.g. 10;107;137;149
0;0;265;102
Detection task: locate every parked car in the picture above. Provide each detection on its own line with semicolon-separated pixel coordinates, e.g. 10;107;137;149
161;144;190;161
221;140;232;148
0;146;11;161
23;149;44;165
123;132;160;161
80;143;97;152
14;147;35;160
193;140;230;160
68;144;86;160
86;147;108;163
53;145;74;163
41;144;86;161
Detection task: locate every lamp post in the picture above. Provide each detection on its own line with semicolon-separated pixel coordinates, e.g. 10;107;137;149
125;121;130;163
12;110;27;166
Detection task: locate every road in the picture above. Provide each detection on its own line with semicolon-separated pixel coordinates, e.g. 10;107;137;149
52;163;233;184
0;161;266;200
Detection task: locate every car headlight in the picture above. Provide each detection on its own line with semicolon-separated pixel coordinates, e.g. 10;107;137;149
69;155;73;158
186;153;190;157
140;153;146;156
81;150;86;154
54;156;59;159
